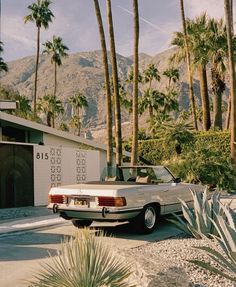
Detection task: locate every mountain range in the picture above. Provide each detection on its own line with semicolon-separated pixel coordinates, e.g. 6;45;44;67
0;48;229;142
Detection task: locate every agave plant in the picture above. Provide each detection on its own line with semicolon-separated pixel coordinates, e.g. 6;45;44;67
189;204;236;282
29;229;135;287
169;189;222;239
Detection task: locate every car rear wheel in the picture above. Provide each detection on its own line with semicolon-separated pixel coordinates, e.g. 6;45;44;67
72;219;93;228
134;204;159;234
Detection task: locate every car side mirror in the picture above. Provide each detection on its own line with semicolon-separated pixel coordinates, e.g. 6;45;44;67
174;177;181;183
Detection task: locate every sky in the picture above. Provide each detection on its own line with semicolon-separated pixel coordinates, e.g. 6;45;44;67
1;0;235;62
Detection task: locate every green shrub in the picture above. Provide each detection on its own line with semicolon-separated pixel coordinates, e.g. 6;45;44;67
134;131;233;190
29;229;135;287
166;145;235;190
138;139;175;164
169;189;223;239
135;131;230;165
193;131;230;157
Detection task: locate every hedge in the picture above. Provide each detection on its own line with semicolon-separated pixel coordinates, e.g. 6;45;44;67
133;131;230;165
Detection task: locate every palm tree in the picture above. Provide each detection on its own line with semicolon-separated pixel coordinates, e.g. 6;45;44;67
225;0;234;130
69;116;80;134
116;82;132;114
106;0;122;167
163;67;179;88
143;64;160;88
122;68;142;115
69;91;88;136
43;36;69;99
140;89;165;120
163;89;179;115
190;14;212;131
131;0;139;166
59;122;69;132
93;0;113;171
207;18;228;129
126;67;143;84
0;42;8;73
0;57;7;73
141;63;162;121
148;113;172;137
224;0;236;165
172;15;211;131
179;0;198;131
14;95;32;119
24;0;54;117
37;94;64;127
158;119;194;154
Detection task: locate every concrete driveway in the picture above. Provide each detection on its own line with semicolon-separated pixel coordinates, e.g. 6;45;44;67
0;219;181;287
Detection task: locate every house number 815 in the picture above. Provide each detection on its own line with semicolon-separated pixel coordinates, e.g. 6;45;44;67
36;152;49;160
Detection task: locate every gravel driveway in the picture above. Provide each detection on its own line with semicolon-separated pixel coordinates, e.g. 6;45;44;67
124;234;235;287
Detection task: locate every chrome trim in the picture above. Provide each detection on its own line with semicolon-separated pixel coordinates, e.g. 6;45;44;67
48;204;142;214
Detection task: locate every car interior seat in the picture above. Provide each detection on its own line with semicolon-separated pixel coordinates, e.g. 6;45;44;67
135;175;151;183
105;176;118;181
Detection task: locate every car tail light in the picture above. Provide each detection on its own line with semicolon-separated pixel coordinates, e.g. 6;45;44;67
49;194;65;204
97;196;126;207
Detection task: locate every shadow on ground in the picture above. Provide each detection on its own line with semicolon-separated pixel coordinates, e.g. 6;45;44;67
0;232;69;261
0;217;181;261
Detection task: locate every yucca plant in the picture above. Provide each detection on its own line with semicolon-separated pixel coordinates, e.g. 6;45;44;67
169;189;222;239
29;229;135;287
189;204;236;282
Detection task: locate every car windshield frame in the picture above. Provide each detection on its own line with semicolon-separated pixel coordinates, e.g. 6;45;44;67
100;166;175;184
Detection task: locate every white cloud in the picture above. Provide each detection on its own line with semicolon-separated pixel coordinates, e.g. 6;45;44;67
2;14;36;60
2;0;235;62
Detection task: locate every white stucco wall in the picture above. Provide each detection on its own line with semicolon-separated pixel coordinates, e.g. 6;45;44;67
34;145;101;206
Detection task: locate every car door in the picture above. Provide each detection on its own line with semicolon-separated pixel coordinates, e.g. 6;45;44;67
160;182;193;214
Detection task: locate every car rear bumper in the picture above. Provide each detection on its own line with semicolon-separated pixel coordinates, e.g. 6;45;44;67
48;203;142;221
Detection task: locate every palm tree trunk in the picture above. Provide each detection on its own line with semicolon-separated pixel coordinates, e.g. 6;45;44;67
93;0;113;172
47;111;52;127
54;61;57;98
52;62;57;128
34;25;40;118
225;0;234;131
131;0;139;166
106;0;122;167
149;106;154;120
77;107;81;136
213;94;222;129
180;0;198;131
213;89;222;129
198;65;211;131
225;97;231;129
225;0;236;165
212;66;224;129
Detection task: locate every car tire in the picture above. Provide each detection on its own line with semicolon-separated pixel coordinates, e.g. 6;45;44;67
134;204;159;234
72;219;93;228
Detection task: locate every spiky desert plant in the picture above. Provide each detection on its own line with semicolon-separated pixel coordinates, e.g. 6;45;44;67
169;189;222;239
190;204;236;282
29;229;135;287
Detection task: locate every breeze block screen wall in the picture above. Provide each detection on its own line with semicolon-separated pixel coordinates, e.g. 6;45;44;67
34;145;100;206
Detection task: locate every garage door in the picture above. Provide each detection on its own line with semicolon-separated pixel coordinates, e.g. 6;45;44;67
0;143;34;208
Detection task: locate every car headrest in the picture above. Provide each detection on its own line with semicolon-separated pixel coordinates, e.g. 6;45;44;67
105;176;118;181
136;175;151;183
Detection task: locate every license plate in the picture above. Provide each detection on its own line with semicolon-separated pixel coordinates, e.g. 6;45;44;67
74;198;88;206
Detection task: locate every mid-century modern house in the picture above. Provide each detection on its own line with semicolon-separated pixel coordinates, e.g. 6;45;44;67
0;111;112;208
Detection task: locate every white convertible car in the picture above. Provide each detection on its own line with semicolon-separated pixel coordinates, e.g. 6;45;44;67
48;166;204;234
